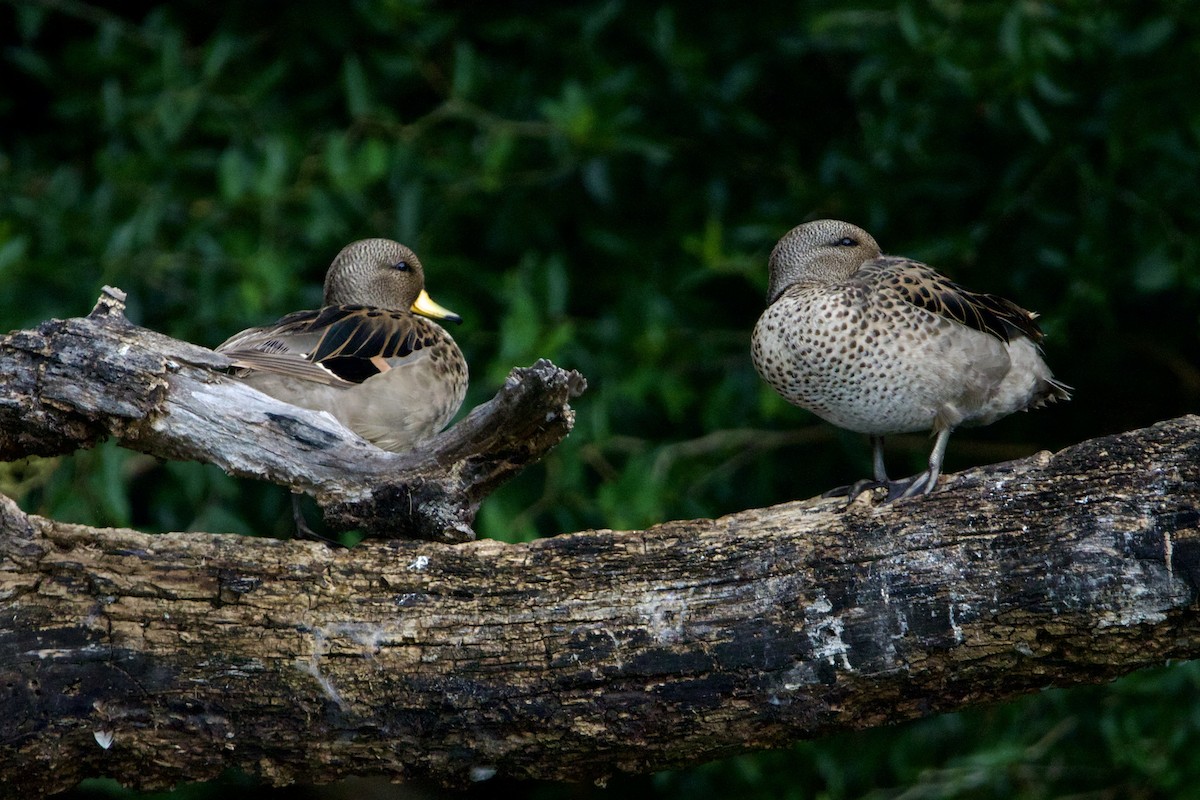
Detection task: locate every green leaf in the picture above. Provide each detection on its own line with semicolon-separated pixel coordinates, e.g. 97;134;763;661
896;2;921;46
100;78;123;129
360;137;389;182
203;34;237;80
998;4;1023;61
343;55;371;118
1119;17;1174;55
1015;95;1050;142
218;147;251;201
452;41;475;98
1133;247;1176;293
256;137;290;198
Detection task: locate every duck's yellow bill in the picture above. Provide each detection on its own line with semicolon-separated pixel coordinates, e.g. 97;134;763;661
411;290;463;324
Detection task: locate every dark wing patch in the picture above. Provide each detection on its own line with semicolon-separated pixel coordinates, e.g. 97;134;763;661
321;356;382;384
306;307;425;364
220;305;433;385
858;257;1045;343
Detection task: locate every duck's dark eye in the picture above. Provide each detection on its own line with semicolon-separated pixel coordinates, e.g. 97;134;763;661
836;237;858;247
393;260;411;272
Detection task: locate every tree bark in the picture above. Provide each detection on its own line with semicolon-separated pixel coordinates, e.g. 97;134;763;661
0;300;1198;796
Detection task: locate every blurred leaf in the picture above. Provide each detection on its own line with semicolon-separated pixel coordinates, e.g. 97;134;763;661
218;147;251;201
1119;17;1175;55
343;56;371;118
1134;246;1177;293
1015;95;1051;142
452;40;476;97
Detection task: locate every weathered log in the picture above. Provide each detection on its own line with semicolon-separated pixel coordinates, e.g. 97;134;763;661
0;288;586;542
1;416;1198;796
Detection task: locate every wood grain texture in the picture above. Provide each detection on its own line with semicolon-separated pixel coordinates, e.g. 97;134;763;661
1;417;1198;795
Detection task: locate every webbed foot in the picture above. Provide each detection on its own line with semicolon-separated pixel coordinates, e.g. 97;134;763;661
880;470;939;502
822;478;888;501
823;472;940;503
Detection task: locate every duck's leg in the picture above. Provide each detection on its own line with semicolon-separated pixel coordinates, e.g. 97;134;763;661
291;493;318;539
291;492;347;548
885;427;952;501
871;436;889;482
823;436;890;499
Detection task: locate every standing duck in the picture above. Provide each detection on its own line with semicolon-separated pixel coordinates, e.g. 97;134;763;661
752;219;1070;500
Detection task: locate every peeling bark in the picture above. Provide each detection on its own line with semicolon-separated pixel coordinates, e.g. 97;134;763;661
1;297;1198;796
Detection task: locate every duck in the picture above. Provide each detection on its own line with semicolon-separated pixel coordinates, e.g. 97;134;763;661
217;238;468;453
751;219;1070;500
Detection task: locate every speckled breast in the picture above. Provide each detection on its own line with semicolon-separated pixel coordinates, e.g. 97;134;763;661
751;285;990;436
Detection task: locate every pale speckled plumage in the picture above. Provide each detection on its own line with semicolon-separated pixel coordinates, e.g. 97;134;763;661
217;239;468;453
752;219;1070;500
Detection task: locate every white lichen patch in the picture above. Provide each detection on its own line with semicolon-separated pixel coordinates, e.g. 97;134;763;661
947;596;968;644
292;621;398;711
469;765;498;782
636;591;688;645
804;593;852;670
295;656;347;710
1077;525;1186;629
599;628;624;671
1165;529;1174;578
1095;561;1173;628
320;621;390;654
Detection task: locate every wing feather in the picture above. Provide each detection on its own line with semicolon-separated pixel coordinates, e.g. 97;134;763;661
856;257;1044;343
217;304;435;385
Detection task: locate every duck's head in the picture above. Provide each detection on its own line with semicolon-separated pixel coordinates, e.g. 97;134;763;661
766;219;881;304
324;238;462;323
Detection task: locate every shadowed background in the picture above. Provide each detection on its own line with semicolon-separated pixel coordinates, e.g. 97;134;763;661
2;1;1198;797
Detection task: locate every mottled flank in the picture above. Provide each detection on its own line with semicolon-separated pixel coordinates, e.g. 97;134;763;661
752;219;1070;500
217;239;468;453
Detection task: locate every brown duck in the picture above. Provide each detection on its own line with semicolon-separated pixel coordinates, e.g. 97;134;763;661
217;239;468;452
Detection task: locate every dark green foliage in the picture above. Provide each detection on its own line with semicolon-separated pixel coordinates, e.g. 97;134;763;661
3;1;1198;797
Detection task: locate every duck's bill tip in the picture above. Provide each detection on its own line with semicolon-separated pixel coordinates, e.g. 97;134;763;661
411;289;463;324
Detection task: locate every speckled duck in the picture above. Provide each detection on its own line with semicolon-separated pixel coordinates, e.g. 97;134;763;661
752;219;1070;500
